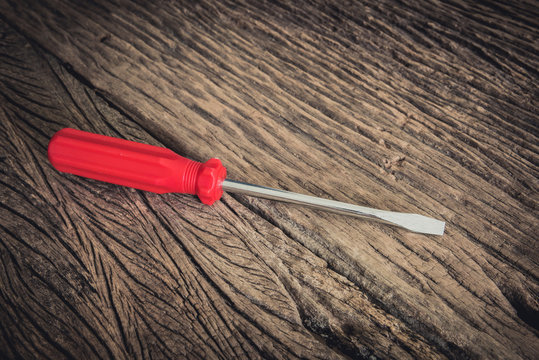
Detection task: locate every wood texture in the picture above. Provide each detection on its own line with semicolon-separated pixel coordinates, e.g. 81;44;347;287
0;0;537;358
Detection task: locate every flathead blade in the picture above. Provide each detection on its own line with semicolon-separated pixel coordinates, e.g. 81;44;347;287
222;179;445;235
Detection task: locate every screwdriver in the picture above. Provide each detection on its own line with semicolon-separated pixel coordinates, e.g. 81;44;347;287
47;128;445;235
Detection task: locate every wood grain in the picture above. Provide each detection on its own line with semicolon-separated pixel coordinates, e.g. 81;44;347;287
0;0;537;358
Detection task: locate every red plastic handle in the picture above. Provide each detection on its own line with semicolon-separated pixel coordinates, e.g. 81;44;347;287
47;128;227;204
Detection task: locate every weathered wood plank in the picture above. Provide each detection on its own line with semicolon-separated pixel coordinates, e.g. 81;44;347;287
0;0;538;358
0;19;442;360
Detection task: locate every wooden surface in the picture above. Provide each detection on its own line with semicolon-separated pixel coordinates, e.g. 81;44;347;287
0;0;537;358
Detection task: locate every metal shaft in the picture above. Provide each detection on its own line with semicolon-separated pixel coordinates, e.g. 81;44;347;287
222;179;445;235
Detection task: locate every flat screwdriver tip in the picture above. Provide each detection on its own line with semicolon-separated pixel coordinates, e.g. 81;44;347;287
379;212;446;235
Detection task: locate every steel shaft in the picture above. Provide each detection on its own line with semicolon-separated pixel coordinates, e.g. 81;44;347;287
222;179;445;235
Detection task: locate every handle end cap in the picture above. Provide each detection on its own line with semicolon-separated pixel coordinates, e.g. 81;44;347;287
196;158;227;205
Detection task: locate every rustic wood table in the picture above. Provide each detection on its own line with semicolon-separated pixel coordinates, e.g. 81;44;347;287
1;1;537;359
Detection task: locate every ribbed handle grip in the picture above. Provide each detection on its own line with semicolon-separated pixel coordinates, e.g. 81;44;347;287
48;128;226;204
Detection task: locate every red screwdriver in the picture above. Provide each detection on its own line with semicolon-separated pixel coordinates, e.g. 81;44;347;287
48;128;445;235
